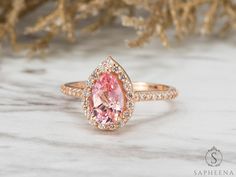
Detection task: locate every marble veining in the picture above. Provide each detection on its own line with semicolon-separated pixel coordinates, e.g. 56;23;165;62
0;27;236;177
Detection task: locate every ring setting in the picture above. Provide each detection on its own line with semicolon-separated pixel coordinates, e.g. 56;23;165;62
61;56;178;131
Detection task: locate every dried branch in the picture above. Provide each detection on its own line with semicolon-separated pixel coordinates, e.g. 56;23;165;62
0;0;235;55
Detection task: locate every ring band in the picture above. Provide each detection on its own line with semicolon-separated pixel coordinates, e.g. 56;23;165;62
61;81;178;102
61;56;178;131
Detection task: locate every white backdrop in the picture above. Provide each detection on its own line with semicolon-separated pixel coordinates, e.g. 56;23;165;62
0;27;235;177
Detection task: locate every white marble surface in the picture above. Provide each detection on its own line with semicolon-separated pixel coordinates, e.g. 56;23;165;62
0;27;236;177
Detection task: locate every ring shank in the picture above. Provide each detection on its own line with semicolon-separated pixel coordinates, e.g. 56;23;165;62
61;81;178;102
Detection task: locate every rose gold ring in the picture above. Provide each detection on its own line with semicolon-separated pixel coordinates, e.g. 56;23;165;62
61;56;178;131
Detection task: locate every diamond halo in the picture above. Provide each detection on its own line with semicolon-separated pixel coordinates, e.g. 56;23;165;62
83;56;134;130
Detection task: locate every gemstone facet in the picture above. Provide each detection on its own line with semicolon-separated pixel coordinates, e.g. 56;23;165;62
89;72;125;127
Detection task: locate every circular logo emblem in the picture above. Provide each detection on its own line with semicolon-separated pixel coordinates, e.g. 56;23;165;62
205;146;223;167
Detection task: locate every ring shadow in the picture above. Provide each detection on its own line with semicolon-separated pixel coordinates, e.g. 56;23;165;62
61;97;178;136
111;101;178;135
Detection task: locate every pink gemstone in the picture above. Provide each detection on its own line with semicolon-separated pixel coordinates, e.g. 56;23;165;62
89;72;124;126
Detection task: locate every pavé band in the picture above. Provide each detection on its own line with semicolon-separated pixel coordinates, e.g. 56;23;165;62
61;81;178;102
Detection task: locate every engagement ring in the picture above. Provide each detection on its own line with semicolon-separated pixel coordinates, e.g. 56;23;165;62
61;56;178;130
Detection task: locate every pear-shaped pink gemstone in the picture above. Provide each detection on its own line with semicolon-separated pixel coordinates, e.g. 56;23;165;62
90;72;124;125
